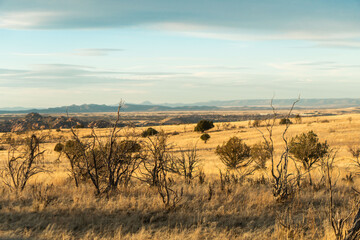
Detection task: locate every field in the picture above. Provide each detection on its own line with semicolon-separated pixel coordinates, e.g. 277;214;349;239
1;110;360;239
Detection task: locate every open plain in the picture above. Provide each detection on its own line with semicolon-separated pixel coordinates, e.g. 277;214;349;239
0;109;360;239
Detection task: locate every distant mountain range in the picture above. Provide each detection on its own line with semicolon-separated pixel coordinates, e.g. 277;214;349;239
159;98;360;108
0;103;221;114
0;98;360;114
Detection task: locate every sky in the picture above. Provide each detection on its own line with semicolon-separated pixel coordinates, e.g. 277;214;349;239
1;0;360;108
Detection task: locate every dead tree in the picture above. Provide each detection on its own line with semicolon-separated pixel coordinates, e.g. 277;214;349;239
255;97;300;201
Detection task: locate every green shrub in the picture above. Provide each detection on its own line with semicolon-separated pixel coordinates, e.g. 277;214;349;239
54;143;64;152
215;137;251;170
200;133;211;143
279;118;292;125
141;127;159;137
289;130;328;185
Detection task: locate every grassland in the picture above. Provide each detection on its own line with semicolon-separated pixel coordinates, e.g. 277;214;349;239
0;111;360;239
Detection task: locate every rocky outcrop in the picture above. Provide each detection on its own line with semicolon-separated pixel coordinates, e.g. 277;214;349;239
52;116;86;129
87;120;112;128
0;113;112;132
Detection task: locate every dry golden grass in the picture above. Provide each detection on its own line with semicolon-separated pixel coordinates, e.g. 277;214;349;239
0;112;360;239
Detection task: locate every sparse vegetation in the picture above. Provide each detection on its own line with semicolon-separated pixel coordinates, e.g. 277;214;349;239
1;109;360;239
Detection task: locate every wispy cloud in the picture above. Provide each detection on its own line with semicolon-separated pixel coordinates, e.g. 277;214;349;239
0;64;187;88
13;48;124;57
72;48;123;56
269;61;360;71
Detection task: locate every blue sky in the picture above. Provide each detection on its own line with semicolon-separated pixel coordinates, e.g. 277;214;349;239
1;0;360;107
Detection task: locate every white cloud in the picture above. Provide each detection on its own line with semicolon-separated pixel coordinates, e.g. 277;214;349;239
0;11;65;28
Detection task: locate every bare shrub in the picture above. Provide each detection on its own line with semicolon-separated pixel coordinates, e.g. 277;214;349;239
1;134;46;191
320;150;356;240
140;133;181;208
168;144;201;183
348;146;360;175
252;119;261;127
65;104;143;194
198;168;206;184
31;183;56;210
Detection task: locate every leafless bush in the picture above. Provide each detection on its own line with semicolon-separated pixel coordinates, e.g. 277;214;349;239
31;183;56;209
1;134;46;191
348;146;360;176
320;150;360;240
140;133;181;208
252;119;261;127
168;144;202;183
64;104;143;194
198;168;206;184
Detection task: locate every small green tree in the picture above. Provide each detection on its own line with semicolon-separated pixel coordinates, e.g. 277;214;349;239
141;127;159;137
200;133;210;143
289;131;329;185
295;114;302;124
279;118;292;125
54;143;64;153
194;120;214;132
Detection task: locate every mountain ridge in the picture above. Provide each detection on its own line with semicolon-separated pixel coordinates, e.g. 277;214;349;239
1;98;360;114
